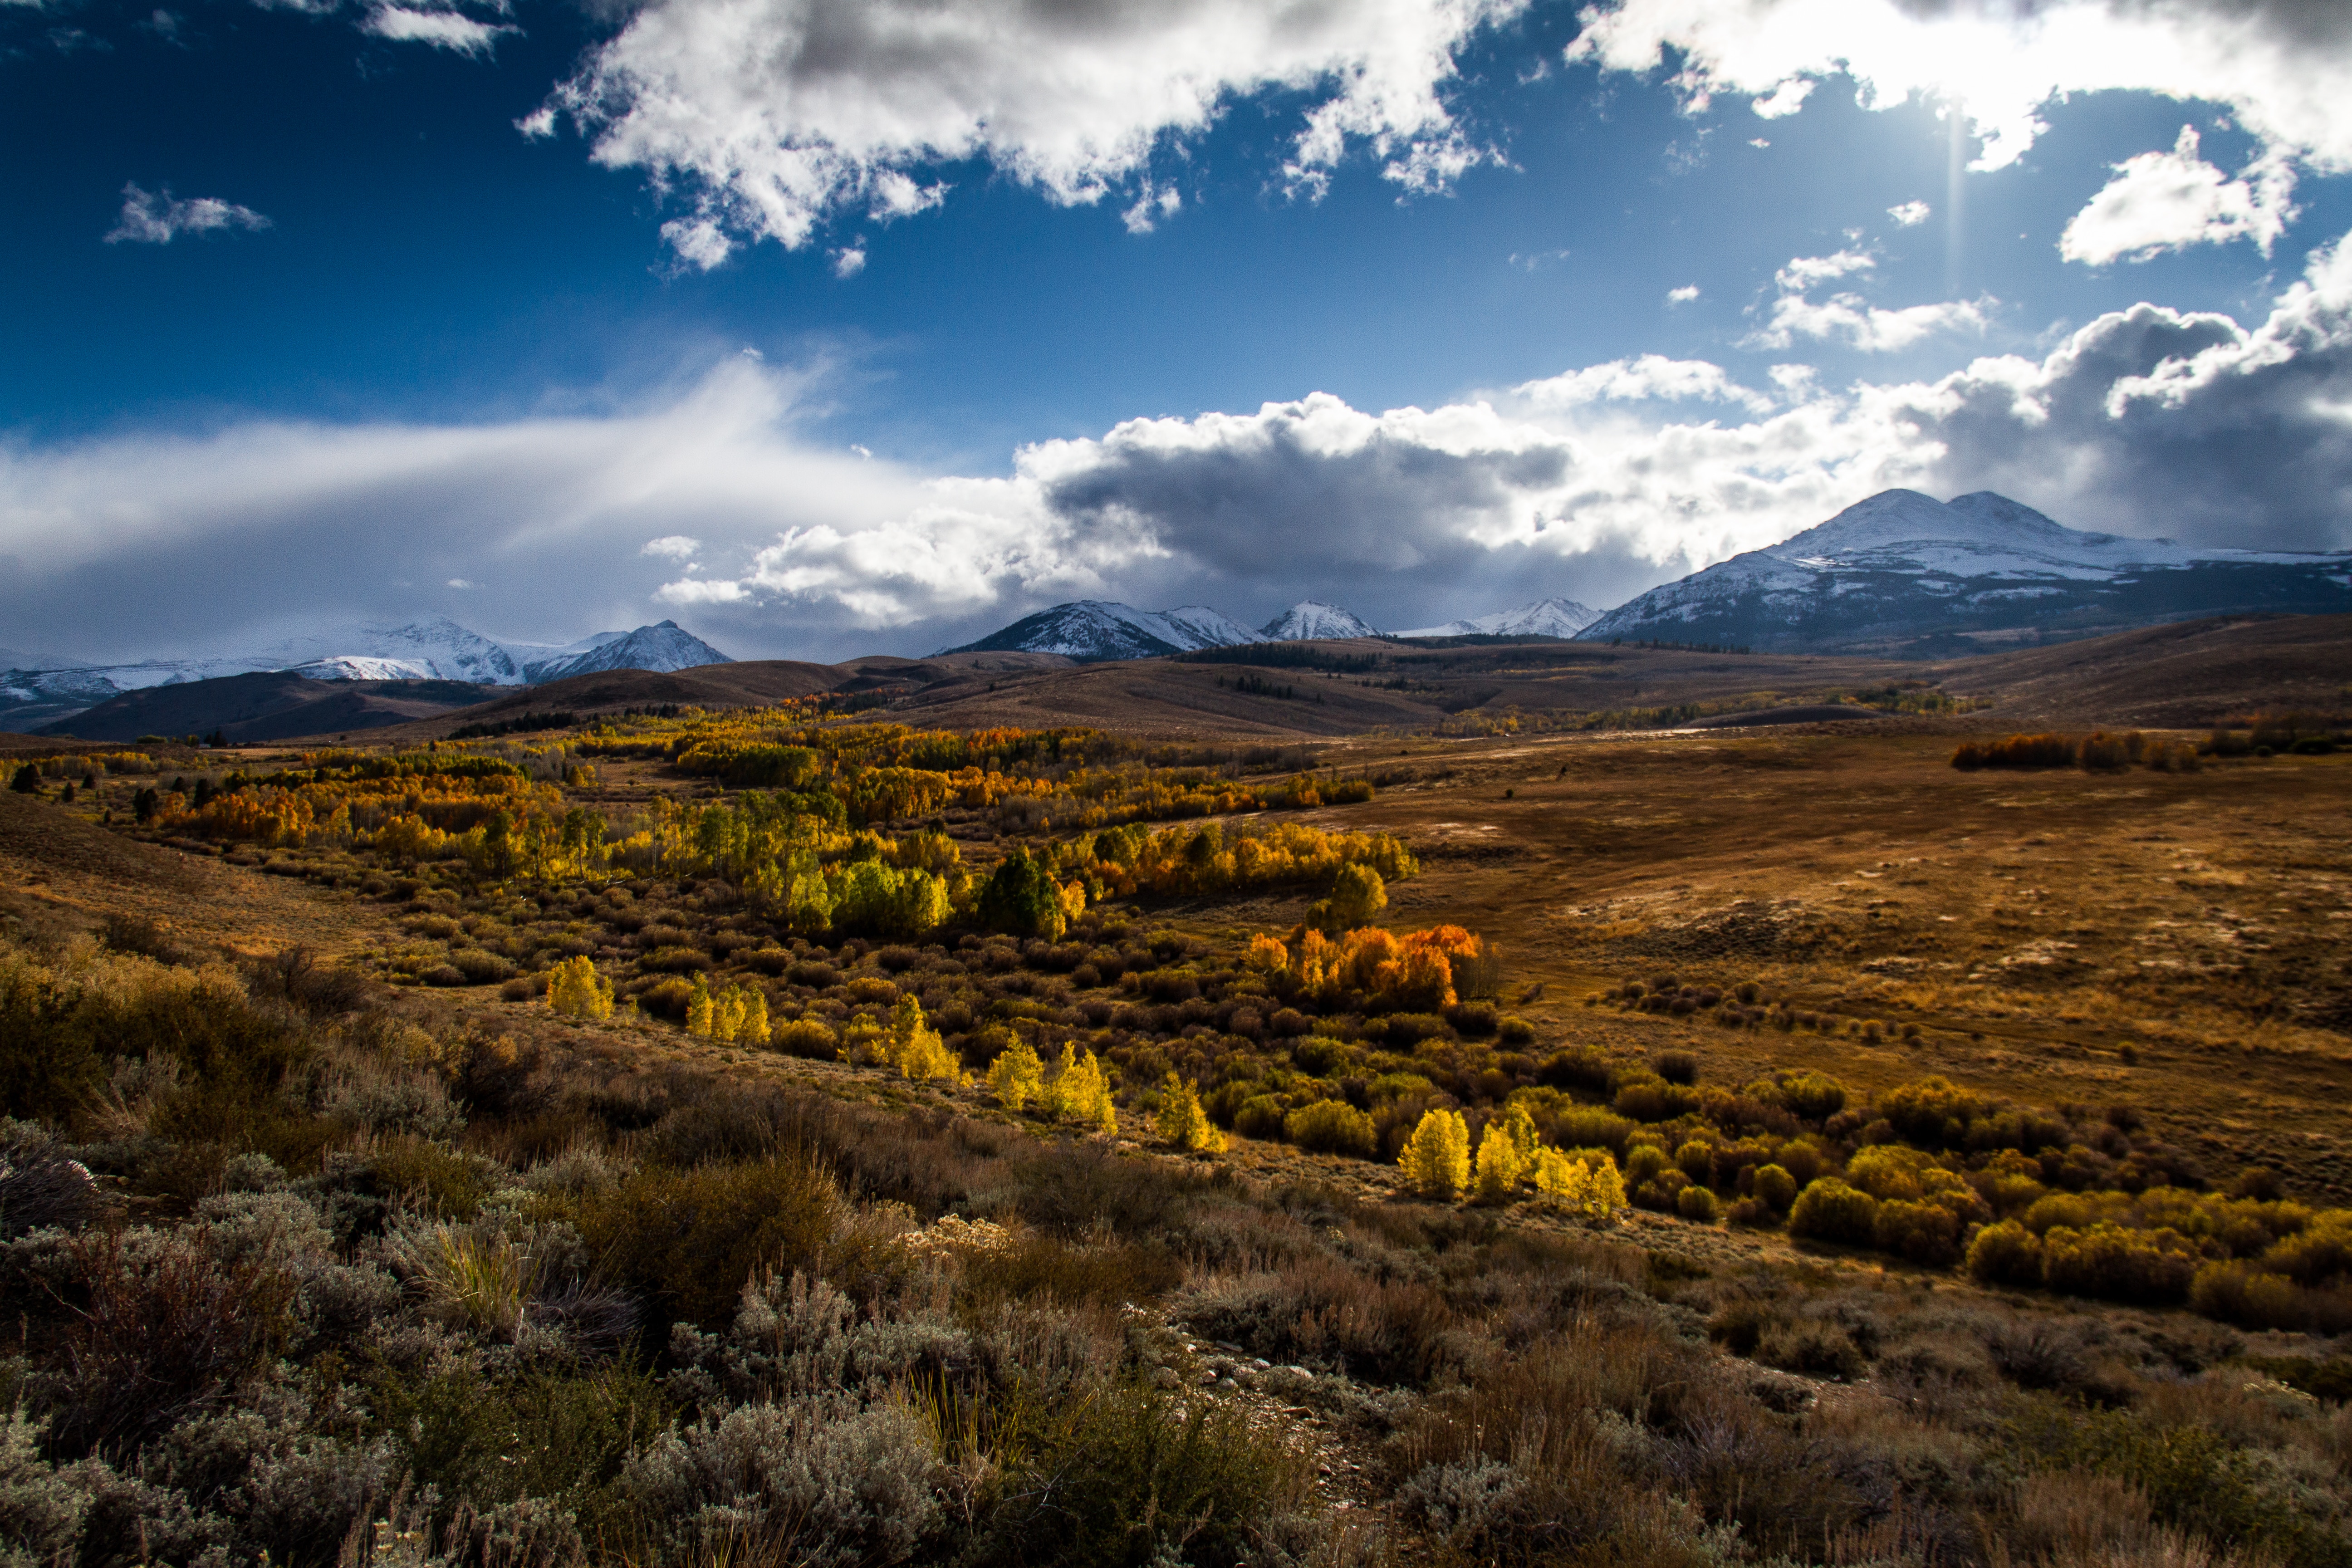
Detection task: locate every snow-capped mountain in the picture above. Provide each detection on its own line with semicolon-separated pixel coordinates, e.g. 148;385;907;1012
508;632;628;684
1;615;735;730
529;621;731;682
1260;601;1379;641
1578;490;2352;655
942;601;1268;662
1158;606;1268;649
1399;598;1599;638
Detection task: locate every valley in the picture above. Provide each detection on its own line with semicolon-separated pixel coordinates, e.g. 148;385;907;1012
2;609;2350;1568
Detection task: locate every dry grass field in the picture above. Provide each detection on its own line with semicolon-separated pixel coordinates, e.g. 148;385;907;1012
5;614;2352;1568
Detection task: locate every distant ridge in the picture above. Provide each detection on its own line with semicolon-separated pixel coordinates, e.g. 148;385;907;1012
941;601;1267;662
1579;489;2352;655
2;615;734;730
1399;598;1598;638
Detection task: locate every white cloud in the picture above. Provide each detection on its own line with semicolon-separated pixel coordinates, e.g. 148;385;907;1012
1122;185;1183;235
360;2;513;53
542;0;1527;267
1566;0;2352;180
1887;200;1931;227
1748;249;1991;353
2059;125;2298;266
446;578;475;588
1516;353;1769;412
9;234;2352;659
1666;284;1700;304
830;245;867;278
103;185;271;245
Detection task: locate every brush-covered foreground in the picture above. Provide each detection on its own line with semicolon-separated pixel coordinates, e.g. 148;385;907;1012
2;691;2350;1567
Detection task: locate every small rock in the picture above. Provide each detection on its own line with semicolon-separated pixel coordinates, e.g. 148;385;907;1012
1250;1357;1271;1370
1152;1367;1180;1390
1197;1368;1220;1387
1283;1365;1313;1379
1214;1377;1239;1391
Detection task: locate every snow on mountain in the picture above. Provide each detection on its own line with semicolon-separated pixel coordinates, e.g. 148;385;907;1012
942;601;1269;662
286;657;442;681
1259;601;1379;641
1578;489;2352;655
509;631;630;684
244;615;529;686
1159;606;1267;648
530;621;732;681
1399;598;1599;638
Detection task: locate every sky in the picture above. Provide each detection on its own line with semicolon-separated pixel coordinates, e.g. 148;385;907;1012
4;0;2351;665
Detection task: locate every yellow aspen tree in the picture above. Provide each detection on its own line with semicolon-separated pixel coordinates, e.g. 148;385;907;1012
1582;1152;1629;1219
1154;1072;1225;1153
987;1038;1044;1110
1398;1109;1470;1198
740;989;770;1048
686;975;714;1039
1045;1045;1117;1133
1474;1120;1529;1199
1501;1102;1539;1163
889;995;962;1083
546;956;612;1021
1533;1148;1591;1209
710;987;744;1044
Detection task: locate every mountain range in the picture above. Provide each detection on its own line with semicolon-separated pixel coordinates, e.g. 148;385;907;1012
1580;490;2352;654
1397;598;1599;639
0;615;730;730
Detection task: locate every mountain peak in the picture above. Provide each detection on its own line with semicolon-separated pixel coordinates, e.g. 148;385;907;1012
1578;488;2352;655
1398;597;1598;638
1260;601;1379;641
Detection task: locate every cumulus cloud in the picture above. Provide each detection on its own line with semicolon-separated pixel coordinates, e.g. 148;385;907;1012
9;235;2351;660
540;0;1527;267
359;1;513;52
829;245;866;278
1666;284;1700;304
1566;0;2352;183
2060;125;2298;266
1747;250;1991;353
103;185;271;244
1887;200;1930;227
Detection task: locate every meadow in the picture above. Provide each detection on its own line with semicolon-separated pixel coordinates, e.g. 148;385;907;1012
2;637;2350;1568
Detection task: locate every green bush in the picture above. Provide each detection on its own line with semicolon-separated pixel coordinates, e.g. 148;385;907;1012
1675;1185;1720;1224
769;1018;840;1060
1233;1095;1289;1142
569;1156;837;1331
2039;1223;2198;1305
1966;1220;2045;1288
1788;1178;1879;1246
1774;1071;1847;1121
1751;1164;1798;1212
1284;1099;1377;1157
1871;1198;1962;1265
985;1382;1308;1567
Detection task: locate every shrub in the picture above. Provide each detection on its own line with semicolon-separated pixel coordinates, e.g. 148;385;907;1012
1537;1046;1614;1095
1676;1185;1720;1223
1399;1109;1470;1198
1788;1178;1879;1246
985;1383;1308;1568
1752;1164;1798;1213
1651;1050;1699;1086
1872;1198;1962;1265
2188;1261;2322;1332
1967;1220;2046;1288
1757;1320;1865;1380
1775;1071;1847;1121
770;1018;840;1060
1877;1075;1986;1147
1284;1099;1376;1157
571;1156;837;1331
1496;1015;1537;1046
2040;1223;2198;1305
1040;1045;1117;1134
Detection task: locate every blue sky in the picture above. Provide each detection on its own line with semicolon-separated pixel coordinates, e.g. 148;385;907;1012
4;0;2350;663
